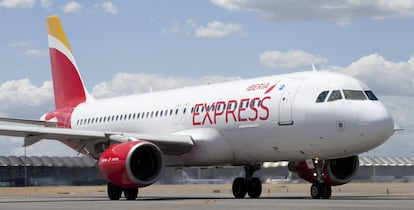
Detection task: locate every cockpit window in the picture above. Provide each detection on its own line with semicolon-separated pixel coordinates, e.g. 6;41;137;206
316;91;329;103
327;90;342;102
343;90;367;100
364;90;378;101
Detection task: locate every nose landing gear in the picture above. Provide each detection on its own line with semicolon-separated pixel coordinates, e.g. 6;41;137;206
311;183;332;199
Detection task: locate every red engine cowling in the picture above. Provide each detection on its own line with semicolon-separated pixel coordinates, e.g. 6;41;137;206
99;141;163;189
288;155;359;186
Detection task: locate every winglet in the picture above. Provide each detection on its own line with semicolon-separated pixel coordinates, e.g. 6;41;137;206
47;15;93;109
393;124;403;133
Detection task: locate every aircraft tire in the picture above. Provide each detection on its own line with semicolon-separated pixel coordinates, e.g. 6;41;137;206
310;183;322;199
247;177;262;198
107;183;122;200
321;184;332;199
124;188;138;200
232;177;247;198
311;183;332;199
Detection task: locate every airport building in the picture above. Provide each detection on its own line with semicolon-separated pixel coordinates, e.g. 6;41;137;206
0;156;413;186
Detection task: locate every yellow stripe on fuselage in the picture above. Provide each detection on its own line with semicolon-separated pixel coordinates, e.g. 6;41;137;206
46;15;72;53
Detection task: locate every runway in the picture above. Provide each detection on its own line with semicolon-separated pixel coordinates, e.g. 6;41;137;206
0;183;413;210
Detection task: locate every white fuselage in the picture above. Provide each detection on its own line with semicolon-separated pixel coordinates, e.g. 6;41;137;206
69;71;394;166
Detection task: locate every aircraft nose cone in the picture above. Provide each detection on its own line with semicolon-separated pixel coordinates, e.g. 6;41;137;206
358;103;394;148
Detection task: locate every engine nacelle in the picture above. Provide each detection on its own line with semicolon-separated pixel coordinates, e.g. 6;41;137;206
99;141;163;189
288;155;359;186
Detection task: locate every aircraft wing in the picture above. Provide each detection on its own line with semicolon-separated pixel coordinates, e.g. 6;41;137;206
0;121;194;156
0;117;57;127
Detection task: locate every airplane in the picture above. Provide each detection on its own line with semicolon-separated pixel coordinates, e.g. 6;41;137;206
265;172;293;184
0;15;398;200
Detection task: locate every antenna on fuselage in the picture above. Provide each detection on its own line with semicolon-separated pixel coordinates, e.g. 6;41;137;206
312;63;317;72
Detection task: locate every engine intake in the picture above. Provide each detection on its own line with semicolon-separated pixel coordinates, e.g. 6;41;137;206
288;155;359;186
99;141;163;188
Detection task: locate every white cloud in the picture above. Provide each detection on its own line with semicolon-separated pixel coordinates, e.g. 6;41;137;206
211;0;414;25
92;73;240;98
40;0;52;8
10;41;32;48
62;1;82;13
260;50;328;69
101;1;118;14
332;54;414;96
186;18;198;28
0;0;34;8
161;18;181;34
195;21;243;38
25;49;48;57
0;79;53;118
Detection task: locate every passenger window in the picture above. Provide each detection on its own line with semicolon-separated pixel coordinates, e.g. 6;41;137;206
327;90;342;102
343;90;367;100
365;91;378;101
316;91;329;103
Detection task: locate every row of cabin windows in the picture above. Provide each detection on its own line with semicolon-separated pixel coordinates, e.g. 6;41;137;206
77;109;177;126
76;99;262;126
316;90;378;103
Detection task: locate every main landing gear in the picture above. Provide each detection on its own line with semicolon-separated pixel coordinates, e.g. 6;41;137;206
232;165;262;198
107;182;138;200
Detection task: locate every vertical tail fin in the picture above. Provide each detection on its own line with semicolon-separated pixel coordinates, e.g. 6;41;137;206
46;15;93;109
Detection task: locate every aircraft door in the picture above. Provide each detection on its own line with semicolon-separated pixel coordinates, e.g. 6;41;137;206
278;79;303;125
173;103;181;125
180;103;190;124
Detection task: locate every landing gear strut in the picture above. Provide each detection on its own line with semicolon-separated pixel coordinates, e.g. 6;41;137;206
310;159;332;199
107;182;138;200
232;165;262;198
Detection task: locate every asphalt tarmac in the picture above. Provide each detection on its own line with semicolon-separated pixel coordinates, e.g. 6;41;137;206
0;183;413;210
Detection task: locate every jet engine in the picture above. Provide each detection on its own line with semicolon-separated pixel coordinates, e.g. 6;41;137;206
99;140;163;189
288;155;359;186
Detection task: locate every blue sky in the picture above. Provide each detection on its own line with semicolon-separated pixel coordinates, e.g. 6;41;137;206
0;0;413;157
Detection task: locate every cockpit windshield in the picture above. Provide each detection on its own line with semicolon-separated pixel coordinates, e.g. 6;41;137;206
343;90;367;100
316;91;329;103
316;89;378;103
364;90;378;101
327;90;342;102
